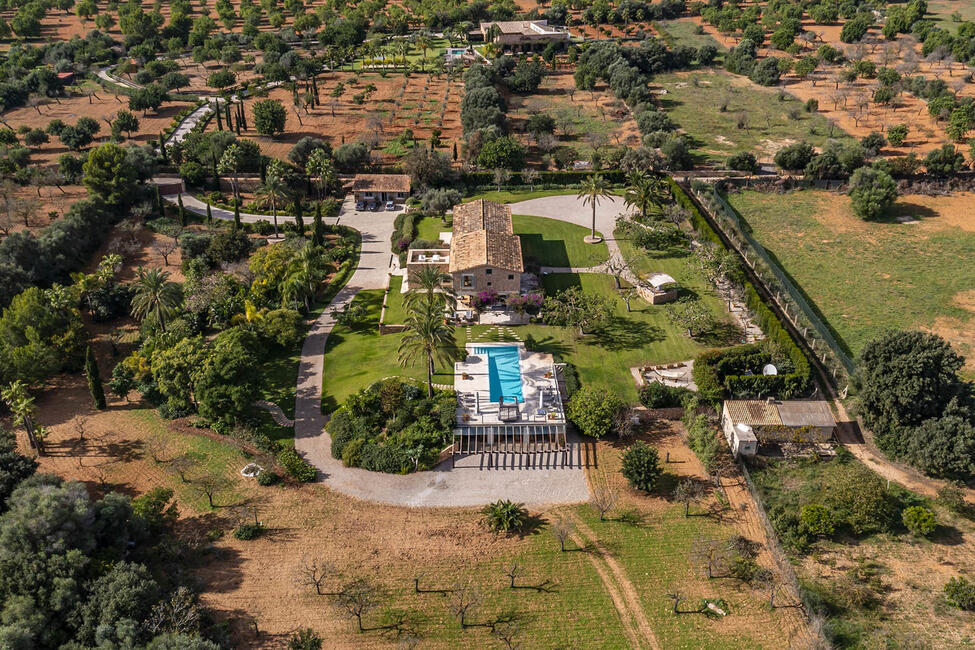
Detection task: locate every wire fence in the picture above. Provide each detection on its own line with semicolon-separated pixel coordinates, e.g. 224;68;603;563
690;184;854;387
738;460;829;649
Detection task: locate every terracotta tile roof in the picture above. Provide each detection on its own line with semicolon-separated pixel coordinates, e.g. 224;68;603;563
449;231;524;273
351;174;411;193
452;199;512;234
725;400;836;428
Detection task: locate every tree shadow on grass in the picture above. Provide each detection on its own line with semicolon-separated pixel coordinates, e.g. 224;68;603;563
698;321;745;347
883;201;939;224
519;233;571;267
589;317;664;352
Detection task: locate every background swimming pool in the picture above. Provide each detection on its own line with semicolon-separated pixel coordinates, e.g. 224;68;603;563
474;345;524;403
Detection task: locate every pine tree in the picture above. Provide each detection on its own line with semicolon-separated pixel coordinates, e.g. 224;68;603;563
312;202;324;246
205;201;212;225
85;346;106;410
177;194;186;226
294;200;305;236
233;202;241;230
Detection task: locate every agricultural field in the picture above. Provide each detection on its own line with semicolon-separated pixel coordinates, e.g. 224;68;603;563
653;69;856;165
27;375;806;648
212;71;463;162
725;188;975;374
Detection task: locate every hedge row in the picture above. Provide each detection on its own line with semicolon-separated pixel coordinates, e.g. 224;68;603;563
675;178;812;401
461;169;628;190
391;210;418;258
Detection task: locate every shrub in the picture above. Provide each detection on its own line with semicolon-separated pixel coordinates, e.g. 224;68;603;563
774;142;814;171
639;382;688;409
901;505;937;537
727;151;758;173
567;387;626;438
685;412;722;470
848;167;898;220
621;442;662;492
944;577;975;610
277;447;317;482
341;437;366;467
482;499;528;535
234;522;265;540
256;470;280;486
799;504;836;537
289;628;323;650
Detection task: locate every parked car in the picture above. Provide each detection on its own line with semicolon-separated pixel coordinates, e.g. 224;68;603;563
355;201;365;211
364;201;375;211
384;200;396;211
370;202;381;212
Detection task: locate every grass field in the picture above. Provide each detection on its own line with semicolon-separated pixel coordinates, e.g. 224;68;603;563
465;189;599;204
513;214;608;268
928;0;975;30
654;69;854;165
415;215;451;242
725;189;975;371
656;19;725;52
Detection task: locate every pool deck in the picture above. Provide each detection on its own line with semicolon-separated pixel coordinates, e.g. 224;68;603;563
454;343;565;426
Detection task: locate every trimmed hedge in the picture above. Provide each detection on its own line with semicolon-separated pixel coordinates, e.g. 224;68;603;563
461;169;627;191
675;179;811;401
391;211;418;256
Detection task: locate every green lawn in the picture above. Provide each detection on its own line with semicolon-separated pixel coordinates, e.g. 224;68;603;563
513;214;608;268
725;189;975;367
340;37;450;71
466;189;589;204
928;0;975;30
654;69;854;165
322;289;463;412
383;274;407;324
415;215;451;242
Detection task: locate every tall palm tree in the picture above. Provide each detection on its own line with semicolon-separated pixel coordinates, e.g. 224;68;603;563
415;33;432;71
398;302;456;398
404;265;456;312
130;267;181;332
623;172;667;219
256;160;290;238
577;174;611;242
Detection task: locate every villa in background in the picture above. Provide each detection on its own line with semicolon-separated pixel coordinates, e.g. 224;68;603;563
473;20;570;52
351;174;411;205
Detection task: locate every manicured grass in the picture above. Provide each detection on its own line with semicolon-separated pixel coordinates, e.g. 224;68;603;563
415;215;451;242
928;0;975;30
321;289;462;412
725;189;975;365
383;274;407;324
654;69;854;165
513;214;608;268
469;273;727;401
656;19;725;52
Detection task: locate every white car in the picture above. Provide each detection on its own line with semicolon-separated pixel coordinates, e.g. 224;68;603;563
384;200;396;211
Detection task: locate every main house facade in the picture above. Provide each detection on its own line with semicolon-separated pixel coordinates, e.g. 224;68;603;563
351;174;411;204
475;20;570;51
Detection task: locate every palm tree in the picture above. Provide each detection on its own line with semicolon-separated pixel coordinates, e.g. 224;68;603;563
130;267;181;332
398;302;456;398
305;148;334;202
623;172;667;219
404;265;456;312
415;33;432;71
577;174;611;242
283;243;328;311
256;160;290;238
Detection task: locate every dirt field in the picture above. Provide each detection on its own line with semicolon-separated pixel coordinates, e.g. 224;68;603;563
212;71;464;164
507;71;641;164
2;92;194;166
690;16;975;159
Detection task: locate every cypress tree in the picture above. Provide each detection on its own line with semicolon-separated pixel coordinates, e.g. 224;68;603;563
233;202;241;230
239;100;247;129
294;200;304;236
160;131;168;163
85;346;106;410
205;201;212;225
312;202;324;246
155;185;165;217
177;193;186;226
453;141;458;161
215;100;223;130
225;101;232;125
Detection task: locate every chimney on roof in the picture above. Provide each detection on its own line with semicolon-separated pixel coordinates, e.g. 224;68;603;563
766;397;776;405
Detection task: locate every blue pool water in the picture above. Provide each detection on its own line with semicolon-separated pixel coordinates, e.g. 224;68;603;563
474;345;524;403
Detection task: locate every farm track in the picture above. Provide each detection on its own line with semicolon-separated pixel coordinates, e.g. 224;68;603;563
568;514;661;650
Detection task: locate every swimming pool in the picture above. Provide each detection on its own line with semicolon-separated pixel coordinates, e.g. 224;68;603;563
474;345;524;403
